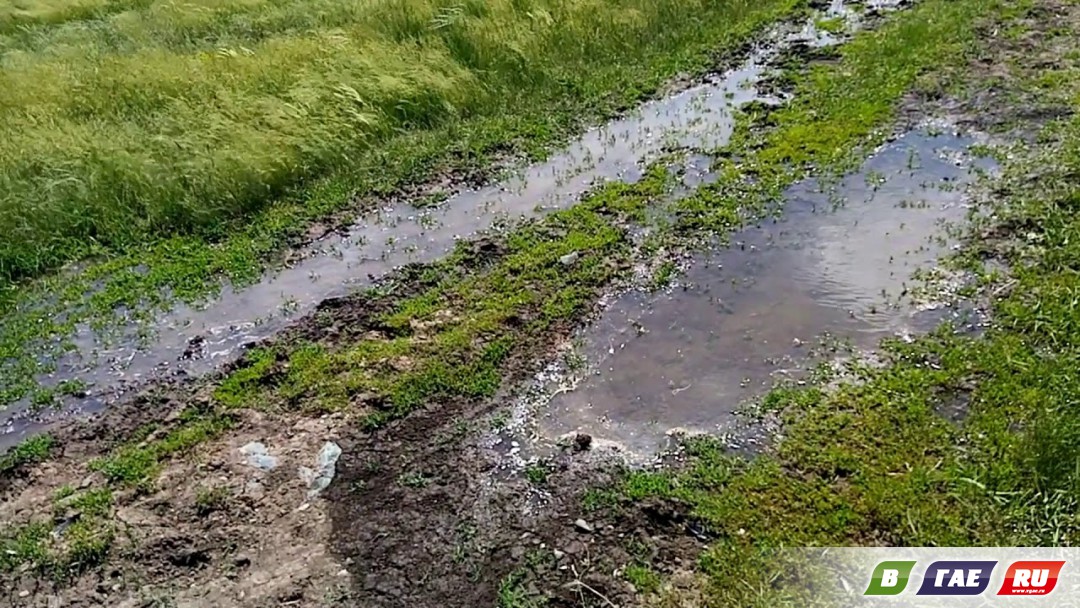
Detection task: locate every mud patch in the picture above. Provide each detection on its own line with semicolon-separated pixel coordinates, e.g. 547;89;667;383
523;127;995;456
1;0;896;449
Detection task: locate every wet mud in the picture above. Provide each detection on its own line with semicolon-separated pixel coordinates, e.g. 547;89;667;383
528;127;995;455
2;7;858;448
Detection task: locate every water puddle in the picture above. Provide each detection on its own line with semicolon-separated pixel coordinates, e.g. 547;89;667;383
521;128;994;457
1;3;892;447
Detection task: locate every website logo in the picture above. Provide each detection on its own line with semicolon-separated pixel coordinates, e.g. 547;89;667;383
863;558;1067;599
916;561;996;596
998;561;1066;596
864;561;917;595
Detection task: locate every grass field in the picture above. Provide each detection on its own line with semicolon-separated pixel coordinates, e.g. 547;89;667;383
0;0;803;288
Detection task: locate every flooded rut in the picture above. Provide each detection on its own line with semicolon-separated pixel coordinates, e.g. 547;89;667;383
2;10;860;446
1;0;921;451
527;128;994;456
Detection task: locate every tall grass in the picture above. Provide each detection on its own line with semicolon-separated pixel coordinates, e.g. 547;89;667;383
0;0;799;287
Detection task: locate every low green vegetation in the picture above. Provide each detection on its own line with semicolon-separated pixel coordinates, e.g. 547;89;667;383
0;0;810;410
0;487;115;577
194;485;232;516
600;1;1080;605
0;434;53;474
90;410;234;487
524;462;552;485
623;563;662;594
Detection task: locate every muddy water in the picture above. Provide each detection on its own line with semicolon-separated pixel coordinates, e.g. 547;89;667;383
3;13;865;448
531;128;994;456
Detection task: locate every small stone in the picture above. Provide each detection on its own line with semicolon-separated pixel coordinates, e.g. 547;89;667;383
18;590;30;598
233;553;252;568
245;480;265;500
553;549;566;560
792;338;803;347
111;584;122;592
559;251;580;266
573;433;592;453
574;518;594;533
337;569;349;577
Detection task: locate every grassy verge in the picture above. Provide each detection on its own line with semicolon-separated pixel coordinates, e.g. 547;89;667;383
0;434;53;475
0;0;805;285
0;0;809;410
592;1;1080;605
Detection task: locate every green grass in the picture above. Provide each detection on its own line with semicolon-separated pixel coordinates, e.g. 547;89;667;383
623;563;662;594
194;485;231;516
90;411;234;487
0;0;809;409
597;1;1080;605
0;434;53;474
2;487;116;578
0;0;806;286
498;568;546;608
524;462;551;485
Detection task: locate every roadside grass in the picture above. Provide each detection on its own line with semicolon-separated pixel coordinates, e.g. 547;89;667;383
602;1;1080;605
0;0;808;409
0;486;115;578
0;434;53;475
0;0;803;285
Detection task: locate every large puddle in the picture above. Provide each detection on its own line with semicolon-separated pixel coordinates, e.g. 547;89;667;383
524;128;994;456
2;9;864;447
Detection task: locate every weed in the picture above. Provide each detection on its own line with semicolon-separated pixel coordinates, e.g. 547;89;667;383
498;569;545;608
0;434;53;474
397;472;432;489
649;260;678;291
581;489;620;513
524;463;551;485
194;486;232;516
624;563;662;594
90;414;234;487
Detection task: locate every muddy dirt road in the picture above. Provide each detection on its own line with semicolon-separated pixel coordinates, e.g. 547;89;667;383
3;0;1079;606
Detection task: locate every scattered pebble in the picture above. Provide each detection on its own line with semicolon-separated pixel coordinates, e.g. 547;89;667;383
574;518;594;533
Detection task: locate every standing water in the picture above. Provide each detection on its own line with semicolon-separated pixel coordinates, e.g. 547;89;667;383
529;128;994;456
